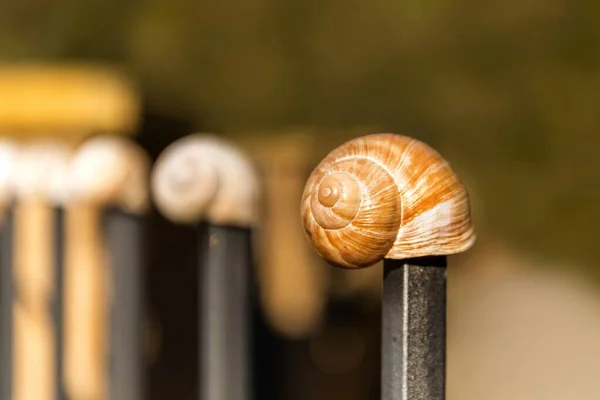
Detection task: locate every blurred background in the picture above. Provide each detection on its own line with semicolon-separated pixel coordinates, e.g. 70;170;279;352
2;0;600;399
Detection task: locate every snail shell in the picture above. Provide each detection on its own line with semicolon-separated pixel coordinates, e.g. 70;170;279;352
301;133;475;269
0;139;20;207
69;136;150;214
13;140;72;204
151;134;259;226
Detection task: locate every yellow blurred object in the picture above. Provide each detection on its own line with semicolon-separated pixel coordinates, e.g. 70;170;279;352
236;132;328;338
0;64;140;137
13;201;56;400
64;205;107;400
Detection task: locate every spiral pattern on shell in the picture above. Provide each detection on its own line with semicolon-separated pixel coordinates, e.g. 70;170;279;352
301;133;475;269
151;134;259;226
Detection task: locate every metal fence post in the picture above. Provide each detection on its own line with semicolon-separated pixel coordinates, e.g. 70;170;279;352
151;133;260;400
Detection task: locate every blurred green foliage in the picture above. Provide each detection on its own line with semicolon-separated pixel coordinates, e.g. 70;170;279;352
1;0;600;272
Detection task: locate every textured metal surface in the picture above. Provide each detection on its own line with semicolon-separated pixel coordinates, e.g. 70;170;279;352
52;207;66;400
382;256;447;400
105;209;145;400
0;208;13;400
198;224;252;400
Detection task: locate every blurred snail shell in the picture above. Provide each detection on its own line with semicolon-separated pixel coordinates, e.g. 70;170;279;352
0;139;20;206
13;140;72;204
151;134;259;226
69;135;150;214
301;133;475;269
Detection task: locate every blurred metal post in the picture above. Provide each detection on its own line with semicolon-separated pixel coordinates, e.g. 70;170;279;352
52;207;66;400
68;136;150;400
1;207;14;400
198;223;253;400
105;208;146;400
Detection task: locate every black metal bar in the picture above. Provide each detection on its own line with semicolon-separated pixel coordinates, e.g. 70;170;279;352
0;207;13;400
198;223;253;400
52;206;66;400
105;208;145;400
145;215;198;400
382;256;447;400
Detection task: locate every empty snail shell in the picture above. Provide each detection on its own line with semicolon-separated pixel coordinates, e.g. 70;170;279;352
301;133;475;269
69;136;150;214
151;133;259;226
13;141;72;204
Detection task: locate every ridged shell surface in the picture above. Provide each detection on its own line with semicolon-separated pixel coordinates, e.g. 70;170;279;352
301;133;475;269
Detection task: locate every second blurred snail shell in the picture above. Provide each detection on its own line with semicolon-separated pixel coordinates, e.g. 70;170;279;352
151;134;259;226
301;133;475;269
